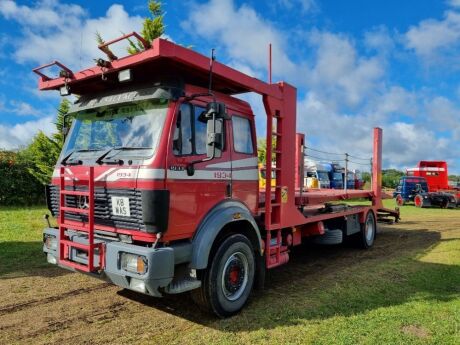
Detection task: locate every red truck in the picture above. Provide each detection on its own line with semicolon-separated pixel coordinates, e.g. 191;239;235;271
36;33;399;317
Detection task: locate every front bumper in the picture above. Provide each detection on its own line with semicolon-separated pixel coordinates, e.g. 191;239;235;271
43;228;174;297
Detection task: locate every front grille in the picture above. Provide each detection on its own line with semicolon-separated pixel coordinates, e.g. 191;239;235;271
48;185;146;231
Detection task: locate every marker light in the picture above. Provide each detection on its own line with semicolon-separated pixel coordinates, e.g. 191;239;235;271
45;235;58;251
118;69;132;83
60;85;70;96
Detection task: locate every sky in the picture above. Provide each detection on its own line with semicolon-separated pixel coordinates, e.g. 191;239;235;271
0;0;459;173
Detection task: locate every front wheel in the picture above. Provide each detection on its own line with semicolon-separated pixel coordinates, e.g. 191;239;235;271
191;234;255;318
395;194;405;206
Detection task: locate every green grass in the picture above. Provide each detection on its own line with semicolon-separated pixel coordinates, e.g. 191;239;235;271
1;201;459;344
0;205;56;276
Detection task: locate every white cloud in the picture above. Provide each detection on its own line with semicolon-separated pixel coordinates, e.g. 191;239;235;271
277;0;319;14
0;0;85;29
404;10;460;64
382;122;450;167
306;31;385;107
0;1;143;69
182;0;298;81
449;0;460;8
364;26;395;55
424;96;460;131
0;116;55;149
368;86;419;117
8;101;44;117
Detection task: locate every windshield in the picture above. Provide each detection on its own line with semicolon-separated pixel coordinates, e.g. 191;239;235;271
63;100;169;161
333;172;342;180
318;172;329;181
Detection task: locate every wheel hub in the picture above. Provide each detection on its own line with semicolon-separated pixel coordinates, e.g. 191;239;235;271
221;252;249;301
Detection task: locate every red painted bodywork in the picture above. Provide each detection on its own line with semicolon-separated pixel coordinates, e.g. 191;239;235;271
36;36;398;271
407;160;460;198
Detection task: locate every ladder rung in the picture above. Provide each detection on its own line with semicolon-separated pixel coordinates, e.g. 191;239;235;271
270;203;281;207
60;239;91;251
61;206;89;214
268;223;281;229
272;132;282;136
274;150;282;154
60;223;90;232
60;190;90;196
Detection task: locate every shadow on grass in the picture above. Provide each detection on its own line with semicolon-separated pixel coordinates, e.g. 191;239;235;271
0;241;69;278
118;226;460;331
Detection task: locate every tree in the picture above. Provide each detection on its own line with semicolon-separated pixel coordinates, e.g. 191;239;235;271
381;169;404;188
96;1;165;59
127;0;164;54
20;99;71;184
257;138;276;165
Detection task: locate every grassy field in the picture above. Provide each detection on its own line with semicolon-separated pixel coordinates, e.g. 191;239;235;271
0;201;459;344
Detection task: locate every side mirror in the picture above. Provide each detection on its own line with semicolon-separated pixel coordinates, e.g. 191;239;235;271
207;117;223;159
201;101;228;120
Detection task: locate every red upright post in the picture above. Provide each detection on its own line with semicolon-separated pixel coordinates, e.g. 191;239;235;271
372;127;383;207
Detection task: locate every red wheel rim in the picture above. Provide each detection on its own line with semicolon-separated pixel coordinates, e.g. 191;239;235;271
415;196;422;207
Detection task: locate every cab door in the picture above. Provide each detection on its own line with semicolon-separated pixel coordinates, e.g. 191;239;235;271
229;114;258;214
165;102;231;240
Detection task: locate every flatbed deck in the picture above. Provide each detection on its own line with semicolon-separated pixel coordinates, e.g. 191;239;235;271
259;188;392;206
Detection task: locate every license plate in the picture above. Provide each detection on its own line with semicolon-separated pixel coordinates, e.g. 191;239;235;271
111;196;131;217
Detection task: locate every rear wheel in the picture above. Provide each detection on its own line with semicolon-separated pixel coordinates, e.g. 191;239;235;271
191;234;255;318
395;194;404;206
359;211;376;249
414;194;424;208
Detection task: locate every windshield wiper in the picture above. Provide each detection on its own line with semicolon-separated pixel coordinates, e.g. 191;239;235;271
61;149;101;166
95;146;151;165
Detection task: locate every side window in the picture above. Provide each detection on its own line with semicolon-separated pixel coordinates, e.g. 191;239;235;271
232;115;254;154
194;106;207;155
173;103;192;155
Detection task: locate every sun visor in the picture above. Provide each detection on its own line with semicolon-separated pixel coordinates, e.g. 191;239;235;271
70;84;182;113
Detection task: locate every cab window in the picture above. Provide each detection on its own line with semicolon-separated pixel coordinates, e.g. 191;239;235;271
173;103;209;156
232;115;253;154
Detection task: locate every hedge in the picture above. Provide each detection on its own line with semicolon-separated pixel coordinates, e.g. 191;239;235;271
0;151;45;206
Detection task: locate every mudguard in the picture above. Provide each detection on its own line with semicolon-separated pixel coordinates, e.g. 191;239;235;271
190;200;263;270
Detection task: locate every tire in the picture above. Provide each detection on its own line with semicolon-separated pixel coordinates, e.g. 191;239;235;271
414;194;424;208
359;211;376;249
395;194;405;206
191;234;255;318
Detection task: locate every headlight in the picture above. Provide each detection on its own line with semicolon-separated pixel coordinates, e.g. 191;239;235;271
120;253;147;274
44;235;58;251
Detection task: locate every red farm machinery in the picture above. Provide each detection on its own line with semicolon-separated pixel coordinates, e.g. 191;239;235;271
36;33;399;317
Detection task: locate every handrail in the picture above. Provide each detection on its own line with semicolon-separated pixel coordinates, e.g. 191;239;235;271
98;32;149;53
32;60;74;81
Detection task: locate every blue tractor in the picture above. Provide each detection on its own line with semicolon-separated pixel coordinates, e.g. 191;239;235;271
393;176;456;208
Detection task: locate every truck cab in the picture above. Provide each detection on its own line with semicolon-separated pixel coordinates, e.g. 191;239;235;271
259;163;276;189
325;163;344;189
346;172;355;190
304;160;330;189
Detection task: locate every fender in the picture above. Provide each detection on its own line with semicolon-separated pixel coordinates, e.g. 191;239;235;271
190;200;263;270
